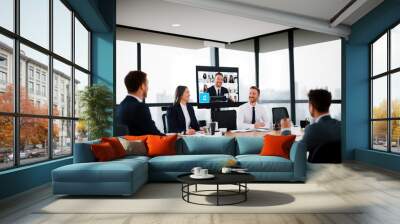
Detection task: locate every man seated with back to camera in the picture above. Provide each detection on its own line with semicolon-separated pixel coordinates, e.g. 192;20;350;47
280;89;341;159
117;70;163;136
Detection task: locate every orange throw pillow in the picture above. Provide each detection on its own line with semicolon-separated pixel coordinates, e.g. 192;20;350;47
146;135;177;157
124;135;149;142
91;142;117;162
259;134;296;159
101;137;126;158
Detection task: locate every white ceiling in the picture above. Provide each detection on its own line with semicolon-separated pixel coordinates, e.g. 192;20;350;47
117;0;290;43
226;0;352;23
117;0;383;42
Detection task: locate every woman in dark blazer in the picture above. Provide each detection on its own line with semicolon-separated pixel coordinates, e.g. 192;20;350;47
167;86;200;135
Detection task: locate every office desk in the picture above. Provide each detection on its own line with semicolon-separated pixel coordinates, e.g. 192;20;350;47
225;129;304;141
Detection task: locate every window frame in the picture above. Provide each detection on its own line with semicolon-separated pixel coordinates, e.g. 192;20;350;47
0;0;92;171
369;20;400;154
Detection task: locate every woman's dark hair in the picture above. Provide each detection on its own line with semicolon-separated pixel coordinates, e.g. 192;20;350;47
174;85;188;105
125;70;147;93
308;89;332;113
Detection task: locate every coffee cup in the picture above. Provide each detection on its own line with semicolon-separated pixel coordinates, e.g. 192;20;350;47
199;169;208;176
221;167;231;174
191;167;202;176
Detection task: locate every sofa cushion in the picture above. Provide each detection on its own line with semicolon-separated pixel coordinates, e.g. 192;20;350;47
260;134;296;159
101;137;127;158
74;140;100;163
177;136;236;155
147;135;178;157
235;137;263;155
149;154;235;172
236;155;293;172
53;158;147;183
91;142;118;161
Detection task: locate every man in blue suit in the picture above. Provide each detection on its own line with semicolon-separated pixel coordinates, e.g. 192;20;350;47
281;89;341;162
117;71;162;136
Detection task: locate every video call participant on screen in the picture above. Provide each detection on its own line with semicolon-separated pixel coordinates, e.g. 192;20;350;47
207;72;230;102
280;89;341;156
237;86;269;130
167;86;200;135
117;71;163;136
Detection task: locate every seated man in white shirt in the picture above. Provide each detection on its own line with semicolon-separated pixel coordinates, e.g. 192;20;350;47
236;86;269;129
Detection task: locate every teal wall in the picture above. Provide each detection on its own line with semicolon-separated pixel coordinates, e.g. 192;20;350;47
0;0;116;200
344;0;400;170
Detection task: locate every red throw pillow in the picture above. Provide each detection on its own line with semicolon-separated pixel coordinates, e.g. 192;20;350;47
91;142;117;161
101;137;126;158
259;134;296;159
146;135;177;157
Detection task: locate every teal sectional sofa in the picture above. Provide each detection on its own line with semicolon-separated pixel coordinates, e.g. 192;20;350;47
52;136;306;196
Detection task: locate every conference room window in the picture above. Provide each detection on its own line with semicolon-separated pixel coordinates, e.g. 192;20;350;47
116;40;137;104
258;32;291;124
0;0;91;170
219;39;256;102
141;43;211;103
294;30;342;123
370;23;400;153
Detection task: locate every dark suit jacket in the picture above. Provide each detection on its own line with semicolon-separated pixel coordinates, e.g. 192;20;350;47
282;115;341;162
117;96;163;136
207;86;229;97
167;104;200;133
207;86;230;102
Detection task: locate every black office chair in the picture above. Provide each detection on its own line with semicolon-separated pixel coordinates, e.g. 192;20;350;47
162;113;168;134
272;107;290;126
212;110;237;130
308;141;342;163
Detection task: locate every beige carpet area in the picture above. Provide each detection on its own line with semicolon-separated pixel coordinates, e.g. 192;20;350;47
37;183;362;214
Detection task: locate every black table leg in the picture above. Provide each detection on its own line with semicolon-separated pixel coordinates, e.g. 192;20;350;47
216;184;219;206
195;184;198;192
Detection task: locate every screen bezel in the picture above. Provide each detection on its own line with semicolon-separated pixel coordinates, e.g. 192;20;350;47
196;66;239;109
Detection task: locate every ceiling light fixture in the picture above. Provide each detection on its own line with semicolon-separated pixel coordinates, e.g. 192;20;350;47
171;23;181;27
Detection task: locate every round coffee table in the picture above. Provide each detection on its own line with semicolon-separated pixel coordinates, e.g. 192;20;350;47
177;173;255;206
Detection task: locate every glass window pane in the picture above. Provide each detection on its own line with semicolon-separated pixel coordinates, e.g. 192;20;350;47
295;103;341;124
20;44;49;115
53;119;72;157
53;59;72;117
219;40;256;102
0;34;14;112
294;39;341;100
372;77;387;119
20;0;49;49
0;116;14;170
372;33;387;76
20;117;49;165
0;0;14;31
392;72;400;118
391;120;400;153
372;121;388;151
392;24;400;70
74;18;89;70
74;69;89;118
141;43;210;103
75;120;88;143
53;0;72;60
116;40;137;104
259;33;290;100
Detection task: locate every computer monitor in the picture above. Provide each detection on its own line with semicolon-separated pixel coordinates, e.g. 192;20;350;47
196;66;239;108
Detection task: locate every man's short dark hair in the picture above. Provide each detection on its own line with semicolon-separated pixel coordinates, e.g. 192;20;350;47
215;72;223;78
250;86;260;95
308;89;332;113
124;71;147;93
